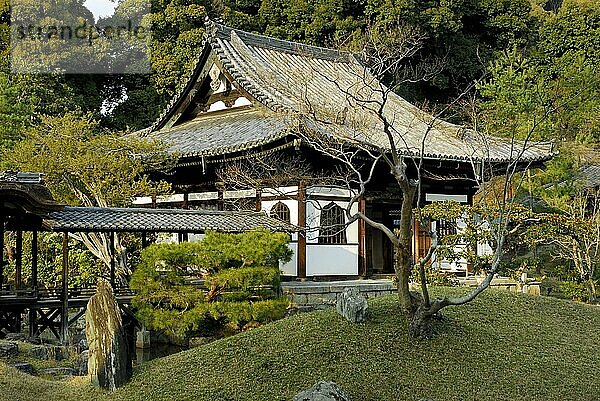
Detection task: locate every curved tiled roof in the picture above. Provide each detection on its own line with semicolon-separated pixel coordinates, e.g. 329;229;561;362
148;108;291;159
44;206;295;233
144;21;555;164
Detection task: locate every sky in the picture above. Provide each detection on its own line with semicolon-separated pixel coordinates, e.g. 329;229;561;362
83;0;118;20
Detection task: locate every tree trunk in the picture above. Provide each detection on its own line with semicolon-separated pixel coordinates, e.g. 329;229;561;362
583;273;597;303
394;244;413;316
393;185;418;317
408;305;435;339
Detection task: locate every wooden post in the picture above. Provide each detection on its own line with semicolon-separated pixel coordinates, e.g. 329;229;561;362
141;232;148;248
217;183;224;211
297;181;307;279
61;232;69;344
29;230;38;338
110;232;116;288
31;231;38;293
358;198;367;278
15;230;22;290
0;214;5;289
183;192;189;210
255;187;262;212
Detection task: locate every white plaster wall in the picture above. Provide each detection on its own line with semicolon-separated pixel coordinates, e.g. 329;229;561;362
280;242;298;276
262;186;298;197
425;193;468;203
306;244;358;276
306;186;356;198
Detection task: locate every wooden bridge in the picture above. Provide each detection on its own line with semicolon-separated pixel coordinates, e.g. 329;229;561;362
0;285;138;343
0;171;294;344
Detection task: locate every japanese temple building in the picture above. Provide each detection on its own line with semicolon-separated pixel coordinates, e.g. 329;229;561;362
136;21;555;279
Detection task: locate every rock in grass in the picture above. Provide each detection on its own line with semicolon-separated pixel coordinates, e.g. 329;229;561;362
336;287;368;323
5;333;26;341
28;345;67;361
293;381;351;401
10;362;33;375
85;280;131;390
0;342;18;358
39;367;76;379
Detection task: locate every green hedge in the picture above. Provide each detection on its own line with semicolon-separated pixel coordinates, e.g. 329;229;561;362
130;229;292;340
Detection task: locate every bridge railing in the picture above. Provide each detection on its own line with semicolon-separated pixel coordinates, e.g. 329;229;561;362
0;285;134;299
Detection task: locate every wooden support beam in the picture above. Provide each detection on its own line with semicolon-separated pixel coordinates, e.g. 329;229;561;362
15;230;22;289
29;230;38;338
0;214;4;289
110;232;116;288
31;231;38;293
255;187;262;212
358;198;367;278
297;181;307;279
60;232;69;344
217;183;224;211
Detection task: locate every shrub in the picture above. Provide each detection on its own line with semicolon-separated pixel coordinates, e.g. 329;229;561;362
130;229;292;341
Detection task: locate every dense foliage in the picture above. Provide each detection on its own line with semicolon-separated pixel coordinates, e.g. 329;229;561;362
130;229;292;340
2;232;104;289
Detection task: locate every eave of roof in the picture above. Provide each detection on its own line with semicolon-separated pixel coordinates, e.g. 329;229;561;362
140;20;556;165
43;206;296;233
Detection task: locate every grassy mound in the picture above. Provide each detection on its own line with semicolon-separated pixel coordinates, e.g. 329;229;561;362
2;288;600;401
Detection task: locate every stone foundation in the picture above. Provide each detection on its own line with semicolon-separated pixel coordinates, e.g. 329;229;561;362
282;280;395;308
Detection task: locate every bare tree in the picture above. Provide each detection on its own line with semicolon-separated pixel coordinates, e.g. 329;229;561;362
292;21;561;337
215;22;554;337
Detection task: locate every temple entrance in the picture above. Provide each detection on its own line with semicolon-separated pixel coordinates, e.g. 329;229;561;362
365;202;402;275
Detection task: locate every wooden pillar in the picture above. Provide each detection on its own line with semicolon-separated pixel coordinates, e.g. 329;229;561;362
15;230;22;289
141;232;148;248
60;232;69;344
31;231;38;293
255;187;262;212
29;230;38;338
0;214;5;289
110;232;116;288
358;198;367;278
297;181;307;279
181;195;190;243
413;219;420;264
217;183;224;211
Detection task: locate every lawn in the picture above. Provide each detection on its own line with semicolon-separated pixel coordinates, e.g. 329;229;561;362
2;288;600;401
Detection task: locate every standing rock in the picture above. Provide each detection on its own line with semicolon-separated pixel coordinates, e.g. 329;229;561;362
293;381;351;401
336;287;368;323
85;280;131;390
0;342;18;358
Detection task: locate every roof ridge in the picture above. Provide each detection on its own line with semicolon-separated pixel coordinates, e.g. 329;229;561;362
144;20;358;135
209;21;352;62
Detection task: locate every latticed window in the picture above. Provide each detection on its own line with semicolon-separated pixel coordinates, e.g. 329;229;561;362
318;202;347;244
436;219;457;237
270;202;290;223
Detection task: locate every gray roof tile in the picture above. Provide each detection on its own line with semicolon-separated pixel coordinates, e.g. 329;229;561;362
149;109;291;158
44;206;295;233
143;21;555;164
